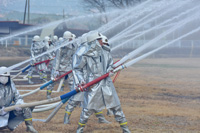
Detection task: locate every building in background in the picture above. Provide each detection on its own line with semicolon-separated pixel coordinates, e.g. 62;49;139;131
0;21;89;46
0;21;40;46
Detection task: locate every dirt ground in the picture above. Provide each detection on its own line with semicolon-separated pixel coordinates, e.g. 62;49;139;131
0;57;29;67
2;58;200;133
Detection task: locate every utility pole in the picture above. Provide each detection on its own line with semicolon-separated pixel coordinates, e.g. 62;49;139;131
23;0;30;24
23;0;27;24
28;0;30;24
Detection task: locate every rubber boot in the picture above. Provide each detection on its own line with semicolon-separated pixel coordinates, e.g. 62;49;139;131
39;72;43;80
64;112;71;124
76;123;85;133
96;113;111;124
28;77;34;84
46;90;52;99
25;120;38;133
120;122;131;133
42;72;48;83
60;84;64;92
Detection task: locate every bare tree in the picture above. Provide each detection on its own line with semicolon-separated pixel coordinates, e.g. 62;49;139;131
83;0;143;13
0;0;15;7
108;0;142;8
83;0;107;13
83;0;108;24
83;0;143;24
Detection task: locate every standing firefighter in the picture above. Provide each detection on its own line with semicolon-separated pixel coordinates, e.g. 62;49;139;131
44;36;55;71
73;31;131;133
0;67;38;133
27;35;40;84
28;35;50;84
64;33;110;124
52;35;58;47
47;31;76;99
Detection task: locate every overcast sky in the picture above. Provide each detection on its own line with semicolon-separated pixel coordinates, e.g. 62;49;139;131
0;0;86;15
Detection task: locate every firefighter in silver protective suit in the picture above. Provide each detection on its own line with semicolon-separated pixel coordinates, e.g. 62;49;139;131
44;36;56;71
64;33;110;124
0;66;38;133
73;32;131;133
46;36;64;99
52;35;58;47
49;35;58;58
28;35;52;84
46;31;76;99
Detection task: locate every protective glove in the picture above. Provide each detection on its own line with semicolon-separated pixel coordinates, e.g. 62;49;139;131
15;103;22;111
50;58;54;61
74;85;81;92
49;56;54;60
30;59;36;66
32;57;36;63
109;71;115;77
75;80;86;92
15;106;22;111
53;70;60;78
51;77;55;81
80;80;86;86
107;66;114;73
0;107;7;116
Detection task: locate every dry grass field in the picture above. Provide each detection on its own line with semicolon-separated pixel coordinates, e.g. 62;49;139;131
2;57;200;133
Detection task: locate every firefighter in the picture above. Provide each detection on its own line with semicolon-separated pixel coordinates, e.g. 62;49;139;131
0;66;38;133
73;31;131;133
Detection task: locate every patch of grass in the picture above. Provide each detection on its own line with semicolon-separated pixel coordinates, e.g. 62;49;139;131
6;57;200;132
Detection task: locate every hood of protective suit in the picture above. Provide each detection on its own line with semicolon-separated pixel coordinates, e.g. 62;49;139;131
44;41;50;49
102;44;111;52
84;40;102;57
0;76;9;85
33;41;43;49
62;39;74;49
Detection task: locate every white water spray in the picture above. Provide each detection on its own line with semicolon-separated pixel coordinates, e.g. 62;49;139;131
113;11;200;68
111;5;200;51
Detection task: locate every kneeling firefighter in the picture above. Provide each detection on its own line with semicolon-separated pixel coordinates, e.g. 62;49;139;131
0;66;38;133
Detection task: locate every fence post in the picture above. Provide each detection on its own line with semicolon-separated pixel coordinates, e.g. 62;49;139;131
25;35;28;46
5;39;8;49
19;37;21;46
190;40;194;58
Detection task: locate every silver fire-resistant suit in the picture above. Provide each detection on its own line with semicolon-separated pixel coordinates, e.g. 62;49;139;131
0;78;37;133
46;39;61;99
64;42;110;124
74;40;130;133
46;41;56;71
28;41;50;83
46;39;76;98
50;39;57;57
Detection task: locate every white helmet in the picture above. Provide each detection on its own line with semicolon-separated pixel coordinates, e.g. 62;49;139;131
53;35;58;41
59;37;64;42
101;35;108;44
0;66;10;76
63;31;73;39
32;35;40;42
81;33;87;44
44;36;51;42
87;31;102;43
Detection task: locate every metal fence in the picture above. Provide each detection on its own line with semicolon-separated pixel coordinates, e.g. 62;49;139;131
0;36;33;47
0;37;200;49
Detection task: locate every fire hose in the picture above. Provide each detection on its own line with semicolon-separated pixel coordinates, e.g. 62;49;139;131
11;59;52;80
